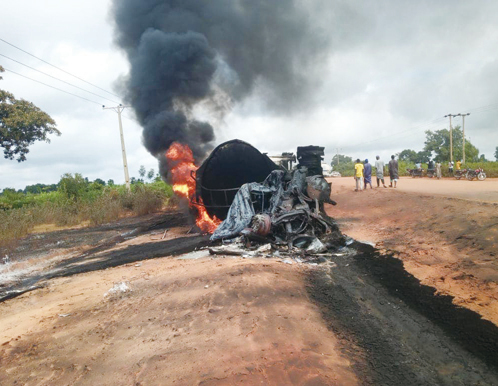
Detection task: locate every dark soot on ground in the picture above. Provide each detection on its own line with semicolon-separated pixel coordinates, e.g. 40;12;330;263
307;242;498;385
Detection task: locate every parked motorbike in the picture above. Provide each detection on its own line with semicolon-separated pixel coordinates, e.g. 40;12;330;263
466;168;486;181
454;169;467;180
407;168;424;177
426;169;435;178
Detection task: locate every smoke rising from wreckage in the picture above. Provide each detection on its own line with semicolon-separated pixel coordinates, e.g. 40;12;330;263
111;0;331;177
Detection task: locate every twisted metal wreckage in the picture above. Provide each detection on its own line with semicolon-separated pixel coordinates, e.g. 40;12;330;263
193;140;346;258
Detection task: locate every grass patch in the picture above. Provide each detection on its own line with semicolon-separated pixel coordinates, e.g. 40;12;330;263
0;179;174;252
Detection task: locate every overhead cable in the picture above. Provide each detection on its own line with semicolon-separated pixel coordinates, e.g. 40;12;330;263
3;67;102;106
0;53;121;104
0;37;121;99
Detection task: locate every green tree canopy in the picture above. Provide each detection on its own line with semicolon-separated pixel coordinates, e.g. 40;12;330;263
424;126;479;163
0;66;60;162
58;173;88;200
147;168;155;181
495;146;498;161
138;165;146;178
331;154;352;166
398;149;417;162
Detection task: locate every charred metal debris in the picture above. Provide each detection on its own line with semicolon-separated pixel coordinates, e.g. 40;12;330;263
201;141;345;260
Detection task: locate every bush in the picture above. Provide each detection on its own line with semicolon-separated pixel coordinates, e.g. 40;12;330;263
58;173;88;200
0;208;34;250
130;184;165;215
0;178;175;251
85;194;122;226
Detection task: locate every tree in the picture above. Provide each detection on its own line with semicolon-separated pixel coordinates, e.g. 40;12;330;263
494;146;498;161
147;168;155;181
24;183;57;194
424;126;479;163
416;150;432;163
331;154;352;166
107;179;115;186
398;149;417;163
138;165;146;179
58;173;88;200
94;178;106;186
0;66;60;162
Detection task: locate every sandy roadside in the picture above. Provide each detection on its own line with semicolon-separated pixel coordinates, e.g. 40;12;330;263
327;176;498;326
0;255;357;385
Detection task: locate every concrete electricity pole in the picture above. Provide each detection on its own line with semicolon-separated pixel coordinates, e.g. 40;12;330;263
444;114;458;163
103;104;131;191
335;148;343;165
456;113;470;164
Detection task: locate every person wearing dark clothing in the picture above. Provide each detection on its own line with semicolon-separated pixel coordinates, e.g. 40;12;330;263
389;155;399;188
363;159;372;189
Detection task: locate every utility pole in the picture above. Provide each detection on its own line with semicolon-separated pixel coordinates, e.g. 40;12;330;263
444;114;458;163
458;113;470;164
103;104;131;191
336;148;342;165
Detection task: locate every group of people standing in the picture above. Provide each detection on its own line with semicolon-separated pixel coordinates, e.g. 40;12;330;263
354;155;399;191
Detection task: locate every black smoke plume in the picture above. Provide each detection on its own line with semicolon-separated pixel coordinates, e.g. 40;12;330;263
111;0;330;175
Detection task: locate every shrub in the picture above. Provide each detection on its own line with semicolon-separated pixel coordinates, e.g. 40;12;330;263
85;194;122;226
130;184;166;215
58;173;88;201
0;178;174;250
0;208;34;250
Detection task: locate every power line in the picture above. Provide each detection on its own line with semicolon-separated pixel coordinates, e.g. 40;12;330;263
0;37;121;99
0;53;121;104
342;116;446;150
3;67;102;106
2;67;138;123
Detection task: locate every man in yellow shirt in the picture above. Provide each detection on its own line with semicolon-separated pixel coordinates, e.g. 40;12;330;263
354;159;364;191
456;160;462;170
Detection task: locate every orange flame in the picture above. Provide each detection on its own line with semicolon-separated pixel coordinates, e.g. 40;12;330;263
166;142;221;233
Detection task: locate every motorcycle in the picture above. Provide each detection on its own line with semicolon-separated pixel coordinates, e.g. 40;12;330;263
454;169;467;180
466;167;486;181
407;168;424;178
426;169;436;178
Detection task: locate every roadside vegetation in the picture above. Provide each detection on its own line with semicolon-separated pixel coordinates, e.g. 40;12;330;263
334;160;498;178
332;127;498;177
0;173;174;251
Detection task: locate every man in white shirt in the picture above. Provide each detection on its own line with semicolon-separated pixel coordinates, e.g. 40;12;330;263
375;156;387;188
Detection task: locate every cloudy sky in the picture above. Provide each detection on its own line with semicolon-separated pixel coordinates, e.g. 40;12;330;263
1;0;498;190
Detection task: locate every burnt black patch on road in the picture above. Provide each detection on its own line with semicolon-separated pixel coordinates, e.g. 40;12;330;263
1;235;209;302
353;243;498;370
307;242;498;385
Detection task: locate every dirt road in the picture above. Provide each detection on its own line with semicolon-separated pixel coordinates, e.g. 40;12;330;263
1;178;498;385
327;177;498;325
370;176;498;203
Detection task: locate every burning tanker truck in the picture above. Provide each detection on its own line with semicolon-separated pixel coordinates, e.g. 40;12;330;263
166;139;344;254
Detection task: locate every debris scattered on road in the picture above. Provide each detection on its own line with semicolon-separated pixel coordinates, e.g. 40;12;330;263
104;282;131;298
58;313;71;318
